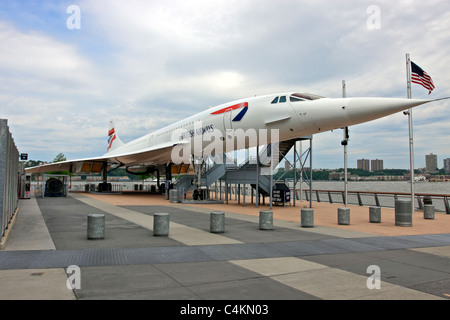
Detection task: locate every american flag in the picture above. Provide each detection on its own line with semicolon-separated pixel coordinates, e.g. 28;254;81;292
411;61;435;94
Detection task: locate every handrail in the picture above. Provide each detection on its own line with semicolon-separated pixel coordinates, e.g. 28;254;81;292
309;189;450;197
292;188;450;214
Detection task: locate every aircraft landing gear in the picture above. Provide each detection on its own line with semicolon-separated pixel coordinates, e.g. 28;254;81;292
192;155;208;201
192;189;207;201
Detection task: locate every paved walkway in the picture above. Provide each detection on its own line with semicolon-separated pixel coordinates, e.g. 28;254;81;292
0;191;449;302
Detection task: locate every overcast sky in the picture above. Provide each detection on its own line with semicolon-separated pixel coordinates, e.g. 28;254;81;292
1;0;449;170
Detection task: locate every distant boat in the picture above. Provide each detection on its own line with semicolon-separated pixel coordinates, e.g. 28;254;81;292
415;175;427;182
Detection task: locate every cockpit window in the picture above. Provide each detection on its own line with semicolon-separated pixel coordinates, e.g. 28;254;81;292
291;93;324;100
290;96;304;102
272;93;323;104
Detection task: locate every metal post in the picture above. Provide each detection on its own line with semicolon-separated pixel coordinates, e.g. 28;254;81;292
406;53;415;215
342;80;348;207
309;137;313;209
293;142;296;207
270;143;273;210
256;144;259;208
225;183;228;204
238;184;240;204
299;141;303;202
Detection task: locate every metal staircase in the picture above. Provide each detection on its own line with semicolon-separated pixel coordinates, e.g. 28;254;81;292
172;137;311;204
225;139;297;196
173;154;235;197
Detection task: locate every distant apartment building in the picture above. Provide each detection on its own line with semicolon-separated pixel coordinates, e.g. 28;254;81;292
284;160;290;171
444;158;450;173
371;159;383;171
425;153;438;172
357;159;370;171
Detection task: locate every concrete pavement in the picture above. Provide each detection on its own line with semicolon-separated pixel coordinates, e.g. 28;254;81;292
0;191;449;302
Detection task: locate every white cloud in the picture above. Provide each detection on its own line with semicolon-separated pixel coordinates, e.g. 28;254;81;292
0;0;449;168
0;22;98;90
0;21;109;159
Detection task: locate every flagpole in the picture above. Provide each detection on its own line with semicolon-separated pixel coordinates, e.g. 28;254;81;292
342;80;348;207
406;53;415;215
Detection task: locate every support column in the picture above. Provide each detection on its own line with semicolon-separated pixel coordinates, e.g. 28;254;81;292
256;145;259;208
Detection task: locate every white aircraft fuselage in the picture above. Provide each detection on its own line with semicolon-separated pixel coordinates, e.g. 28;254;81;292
105;92;431;165
25;91;437;175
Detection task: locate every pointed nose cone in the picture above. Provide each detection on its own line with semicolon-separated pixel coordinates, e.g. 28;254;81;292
347;98;431;125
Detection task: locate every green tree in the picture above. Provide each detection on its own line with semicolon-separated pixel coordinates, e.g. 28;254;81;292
53;153;66;163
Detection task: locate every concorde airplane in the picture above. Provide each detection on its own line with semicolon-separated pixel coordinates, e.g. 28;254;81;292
25;92;443;193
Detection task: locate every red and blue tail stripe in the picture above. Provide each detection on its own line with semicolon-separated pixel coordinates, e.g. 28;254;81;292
211;102;248;121
107;128;116;152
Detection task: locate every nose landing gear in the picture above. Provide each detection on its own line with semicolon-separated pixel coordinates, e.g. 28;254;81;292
192;188;207;201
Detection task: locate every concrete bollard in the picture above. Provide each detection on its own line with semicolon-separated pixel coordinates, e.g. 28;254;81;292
369;206;381;223
338;208;350;225
301;208;314;228
153;213;170;236
395;199;412;227
424;204;435;220
87;213;105;240
259;210;273;230
210;211;225;233
169;189;179;203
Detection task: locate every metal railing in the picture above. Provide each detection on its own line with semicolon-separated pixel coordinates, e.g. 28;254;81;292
295;189;450;213
0;119;20;237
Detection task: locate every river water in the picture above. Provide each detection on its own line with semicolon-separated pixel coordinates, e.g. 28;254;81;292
304;180;450;195
292;180;450;212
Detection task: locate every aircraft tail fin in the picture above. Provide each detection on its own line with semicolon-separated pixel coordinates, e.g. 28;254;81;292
107;120;125;153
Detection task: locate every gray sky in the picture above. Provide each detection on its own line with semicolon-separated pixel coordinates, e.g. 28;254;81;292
1;0;449;169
